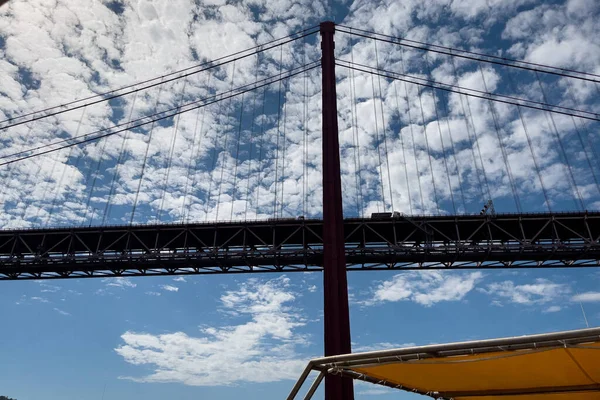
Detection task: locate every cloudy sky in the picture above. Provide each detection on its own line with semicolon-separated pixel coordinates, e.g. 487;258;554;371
1;0;600;399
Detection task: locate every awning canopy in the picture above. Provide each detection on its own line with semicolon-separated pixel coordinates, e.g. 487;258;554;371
287;327;600;400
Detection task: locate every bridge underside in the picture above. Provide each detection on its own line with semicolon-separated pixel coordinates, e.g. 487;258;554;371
1;212;599;280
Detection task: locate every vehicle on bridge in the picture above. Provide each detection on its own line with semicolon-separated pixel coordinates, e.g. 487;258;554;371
370;211;402;219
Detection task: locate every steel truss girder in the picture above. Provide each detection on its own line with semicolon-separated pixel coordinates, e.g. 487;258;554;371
1;212;599;280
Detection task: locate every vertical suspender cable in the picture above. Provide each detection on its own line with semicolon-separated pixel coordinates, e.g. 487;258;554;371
449;55;489;205
33;150;62;223
370;73;386;211
535;72;585;209
348;45;361;215
215;67;238;221
256;85;268;217
230;91;245;220
102;91;139;224
425;54;456;214
15;119;52;223
517;104;552;211
244;54;260;220
566;81;600;172
132;80;166;224
206;60;236;221
479;64;521;212
399;46;425;212
465;88;492;202
571;117;600;197
45;107;87;226
280;80;288;218
273;45;284;218
186;95;211;223
82;111;115;226
504;68;551;211
349;30;364;217
302;38;309;217
158;78;189;221
374;39;395;212
392;80;413;215
440;96;467;212
417;84;441;214
182;72;212;223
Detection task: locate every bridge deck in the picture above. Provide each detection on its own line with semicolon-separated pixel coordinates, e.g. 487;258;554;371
1;212;599;280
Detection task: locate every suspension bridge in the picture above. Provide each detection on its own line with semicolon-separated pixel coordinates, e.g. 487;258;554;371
1;21;599;399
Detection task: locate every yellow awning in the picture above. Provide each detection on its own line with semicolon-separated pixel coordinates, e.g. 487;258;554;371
352;344;600;399
287;327;600;400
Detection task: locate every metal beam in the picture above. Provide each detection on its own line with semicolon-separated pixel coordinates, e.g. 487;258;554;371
0;212;599;280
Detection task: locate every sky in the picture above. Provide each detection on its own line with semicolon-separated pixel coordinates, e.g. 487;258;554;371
1;0;600;399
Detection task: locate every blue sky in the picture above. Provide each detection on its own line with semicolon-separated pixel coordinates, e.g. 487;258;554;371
0;269;599;400
1;0;600;399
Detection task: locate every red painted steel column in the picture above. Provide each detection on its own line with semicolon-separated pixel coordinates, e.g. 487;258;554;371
320;21;354;400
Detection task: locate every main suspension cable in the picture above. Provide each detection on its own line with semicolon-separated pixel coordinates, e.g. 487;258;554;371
335;26;600;84
0;63;321;167
334;59;600;121
1;28;320;130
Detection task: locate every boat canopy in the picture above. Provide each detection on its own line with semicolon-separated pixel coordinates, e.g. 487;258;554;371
287;327;600;400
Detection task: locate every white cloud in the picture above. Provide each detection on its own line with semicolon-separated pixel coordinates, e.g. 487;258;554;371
30;296;49;303
145;291;161;296
39;283;62;293
307;284;317;293
115;276;309;386
0;0;328;227
104;277;137;289
503;2;600;71
355;379;398;396
357;387;395;396
0;0;598;229
572;292;600;302
479;279;571;305
353;342;415;352
173;277;187;282
365;271;483;306
161;284;179;292
544;305;562;313
53;307;71;316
